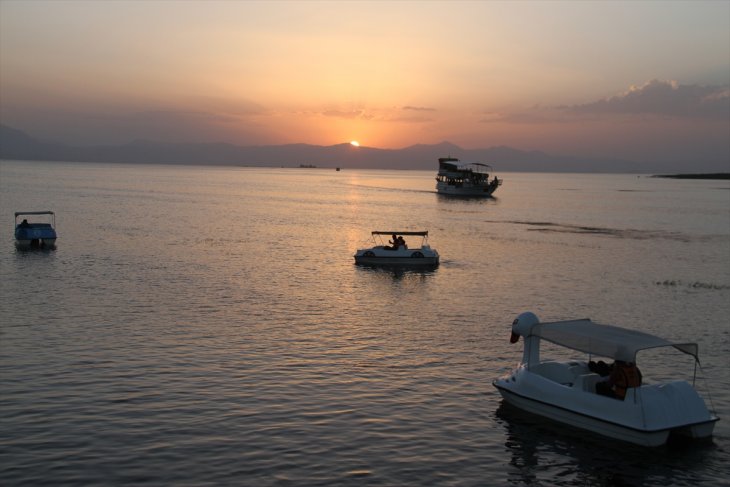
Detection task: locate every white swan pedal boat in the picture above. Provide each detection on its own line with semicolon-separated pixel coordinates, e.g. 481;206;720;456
493;312;719;447
354;231;439;267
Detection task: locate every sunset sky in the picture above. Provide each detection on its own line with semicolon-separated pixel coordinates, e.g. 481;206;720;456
1;0;728;166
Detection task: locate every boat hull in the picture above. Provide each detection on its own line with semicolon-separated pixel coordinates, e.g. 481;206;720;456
493;367;718;447
15;225;58;249
354;246;439;267
495;382;675;446
354;255;439;266
436;181;497;196
15;238;56;250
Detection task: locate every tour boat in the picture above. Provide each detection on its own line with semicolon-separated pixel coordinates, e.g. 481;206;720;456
354;231;439;267
14;211;57;249
493;312;719;446
435;157;501;196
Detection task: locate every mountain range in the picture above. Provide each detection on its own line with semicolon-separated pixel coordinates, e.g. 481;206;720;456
0;123;700;173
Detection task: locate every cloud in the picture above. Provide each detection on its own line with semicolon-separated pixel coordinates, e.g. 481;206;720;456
126;109;238;125
11;106;275;146
387;114;434;123
402;106;436;112
478;80;730;125
478;107;574;125
385;106;436;123
322;109;369;119
565;79;729;119
318;106;435;123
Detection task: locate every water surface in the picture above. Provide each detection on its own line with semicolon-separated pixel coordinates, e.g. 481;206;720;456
1;161;729;485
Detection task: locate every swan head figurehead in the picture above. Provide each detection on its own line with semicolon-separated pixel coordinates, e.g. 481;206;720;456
510;311;540;343
510;312;541;366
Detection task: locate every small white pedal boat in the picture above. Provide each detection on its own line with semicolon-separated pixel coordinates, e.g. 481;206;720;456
354;231;439;267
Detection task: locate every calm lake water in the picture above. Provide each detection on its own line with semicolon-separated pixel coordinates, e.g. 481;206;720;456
1;160;729;486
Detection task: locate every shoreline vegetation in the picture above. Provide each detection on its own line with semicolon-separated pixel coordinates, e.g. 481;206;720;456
653;173;730;180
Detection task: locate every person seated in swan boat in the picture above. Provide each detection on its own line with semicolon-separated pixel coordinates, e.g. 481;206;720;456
593;356;643;400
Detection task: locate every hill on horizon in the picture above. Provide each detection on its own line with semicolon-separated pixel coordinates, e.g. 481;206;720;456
0;124;723;173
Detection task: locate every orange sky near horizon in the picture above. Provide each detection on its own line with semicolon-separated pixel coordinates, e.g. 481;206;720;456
1;0;728;166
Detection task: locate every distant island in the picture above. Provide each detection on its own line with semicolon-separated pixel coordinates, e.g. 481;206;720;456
653;173;730;180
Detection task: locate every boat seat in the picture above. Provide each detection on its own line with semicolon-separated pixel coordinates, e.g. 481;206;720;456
576;373;603;392
531;361;575;385
623;388;639;402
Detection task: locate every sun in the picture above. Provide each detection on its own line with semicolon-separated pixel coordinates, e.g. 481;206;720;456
350;140;360;147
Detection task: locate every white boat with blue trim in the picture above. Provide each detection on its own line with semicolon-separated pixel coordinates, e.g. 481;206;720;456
493;312;719;446
14;211;58;249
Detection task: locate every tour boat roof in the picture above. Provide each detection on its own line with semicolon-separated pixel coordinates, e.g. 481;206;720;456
15;211;55;217
438;160;493;173
371;231;428;236
528;319;699;363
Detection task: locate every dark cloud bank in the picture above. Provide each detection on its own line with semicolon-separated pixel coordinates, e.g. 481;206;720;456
565;80;729;119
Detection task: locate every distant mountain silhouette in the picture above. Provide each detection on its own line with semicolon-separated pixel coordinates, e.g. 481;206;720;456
0;123;686;173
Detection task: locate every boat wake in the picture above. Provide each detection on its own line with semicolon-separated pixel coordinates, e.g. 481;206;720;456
345;182;434;194
655;280;730;291
496;220;692;241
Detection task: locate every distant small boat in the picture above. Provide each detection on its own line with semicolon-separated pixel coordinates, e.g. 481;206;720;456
14;211;57;249
493;312;719;446
354;231;439;267
435;156;501;196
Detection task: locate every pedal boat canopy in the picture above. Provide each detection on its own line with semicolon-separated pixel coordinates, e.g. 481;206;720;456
524;319;699;364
